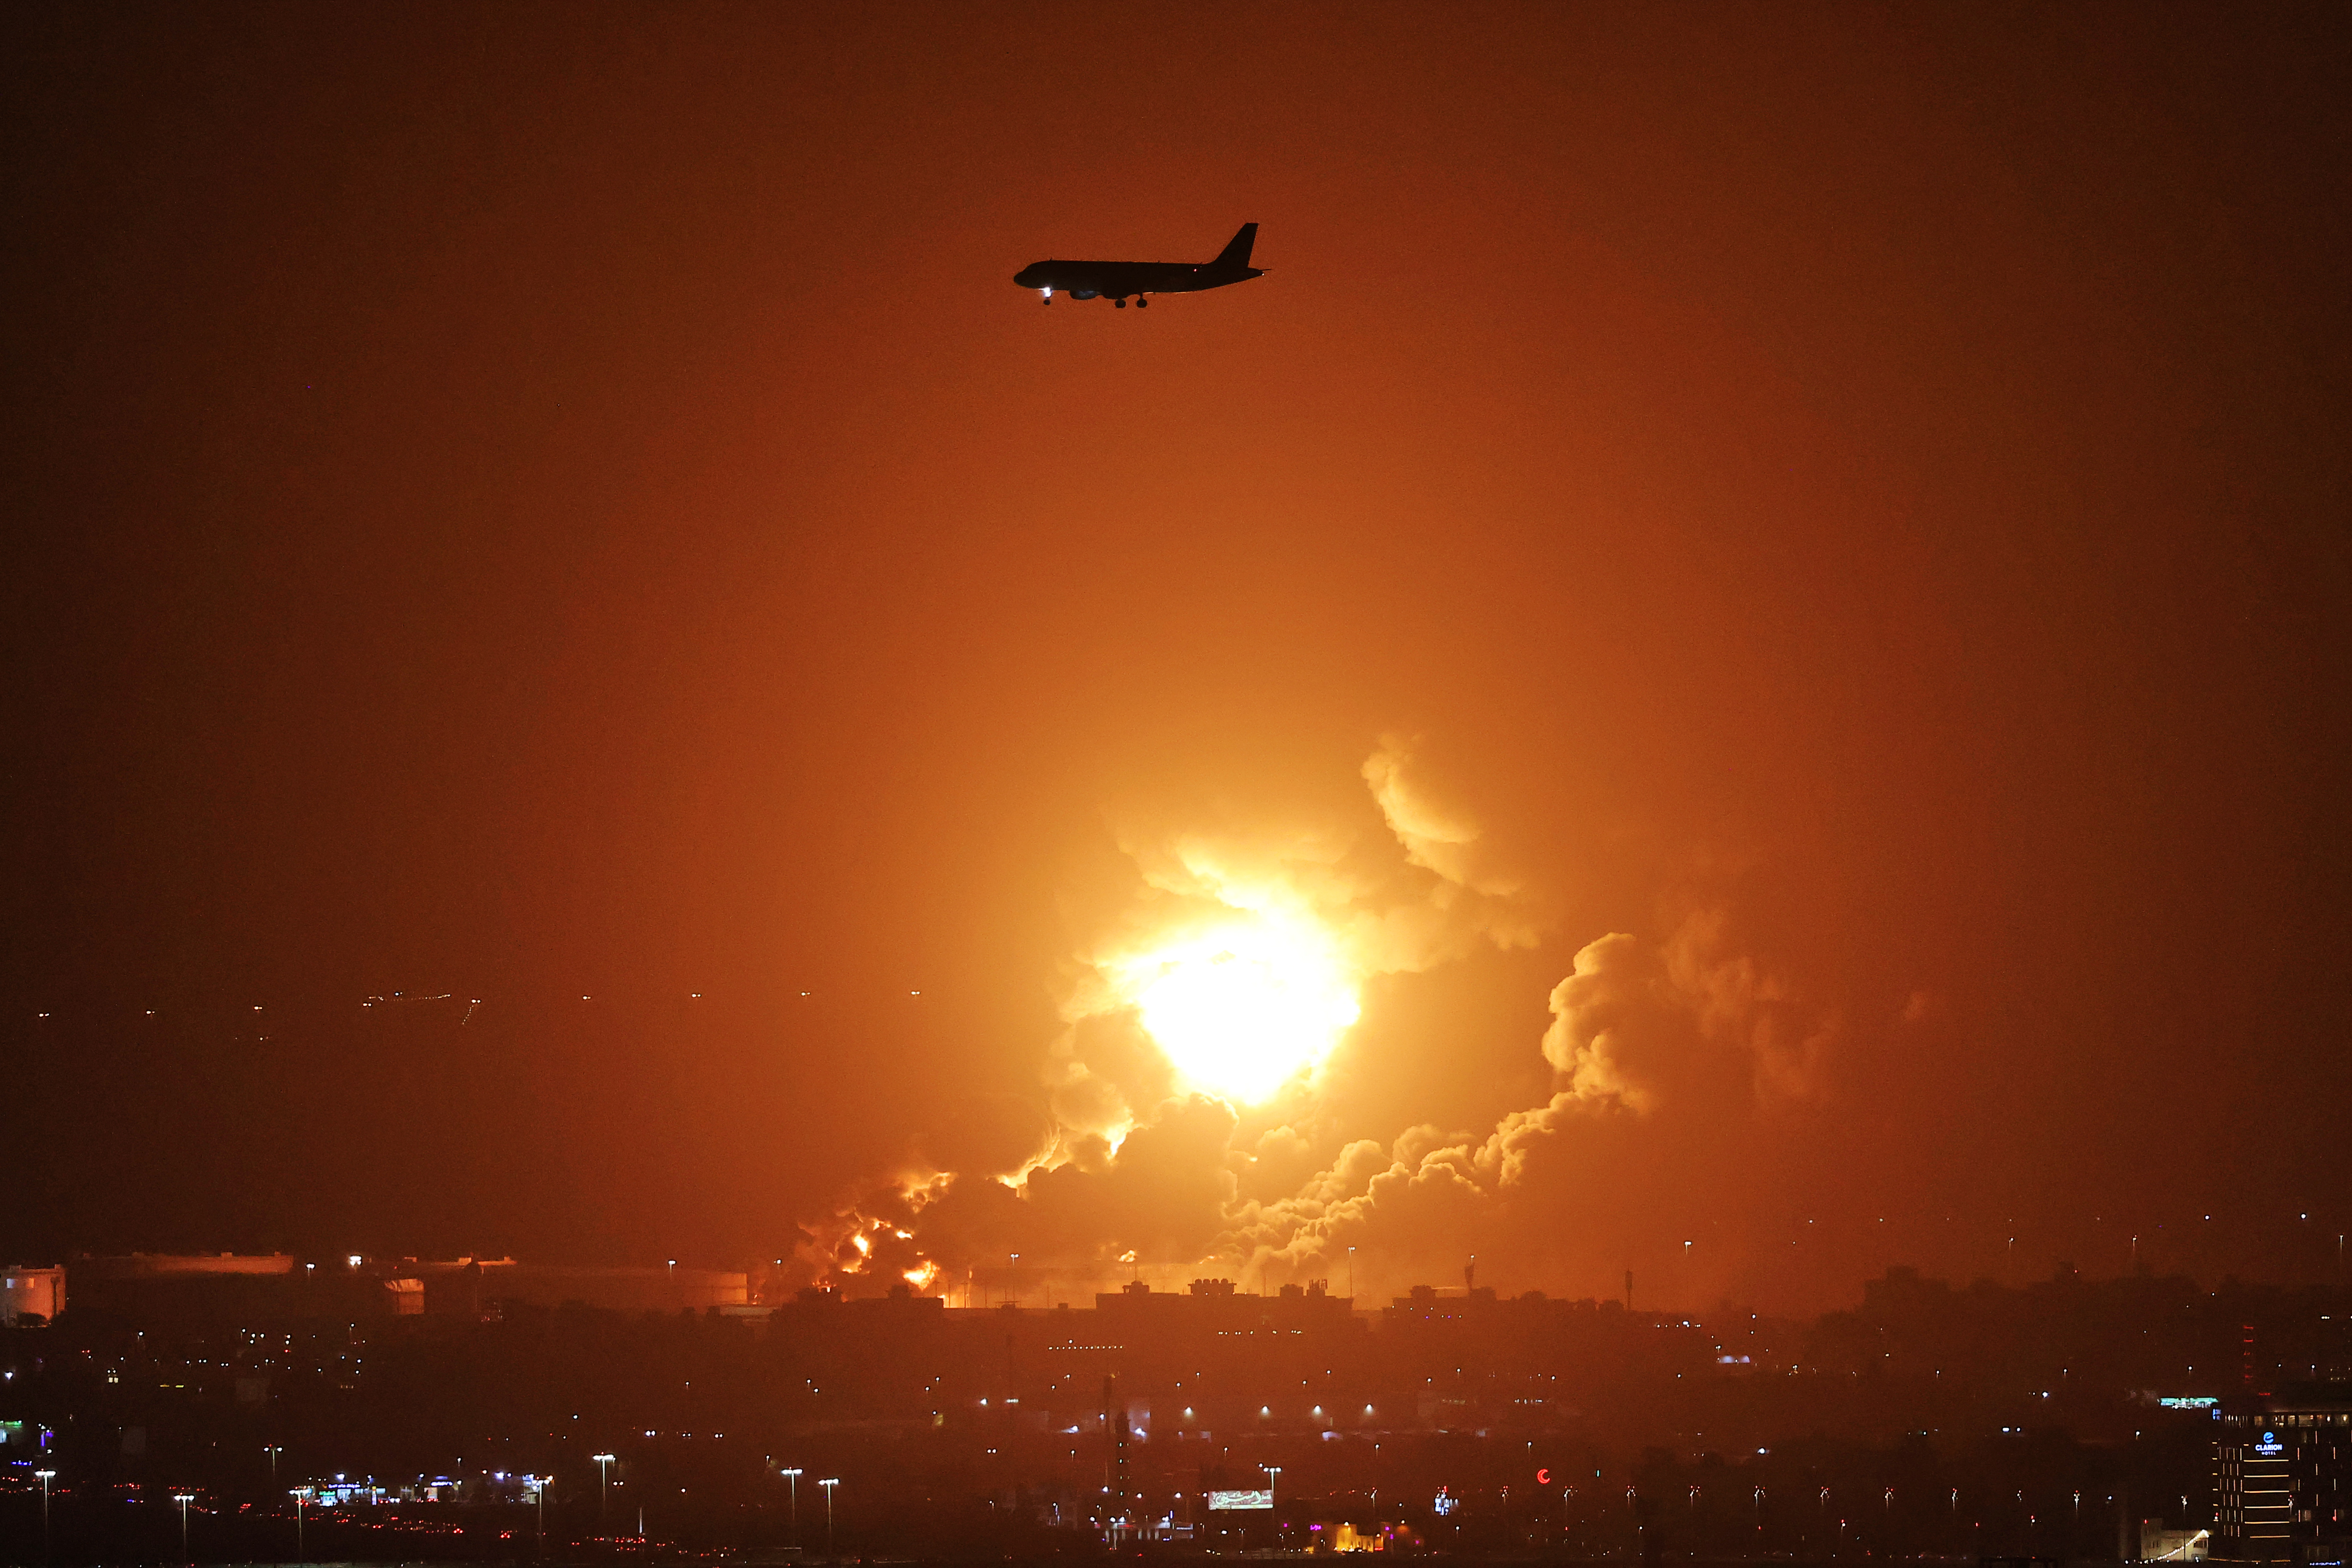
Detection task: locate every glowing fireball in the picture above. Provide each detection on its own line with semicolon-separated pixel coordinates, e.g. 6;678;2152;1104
1118;913;1360;1102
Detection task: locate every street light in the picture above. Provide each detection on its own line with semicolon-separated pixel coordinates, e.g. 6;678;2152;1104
174;1493;195;1562
529;1474;547;1551
264;1445;283;1479
292;1489;307;1559
820;1478;839;1556
593;1454;617;1530
35;1470;56;1563
781;1467;803;1547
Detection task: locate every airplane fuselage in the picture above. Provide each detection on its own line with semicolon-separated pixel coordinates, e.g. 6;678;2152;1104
1013;223;1264;305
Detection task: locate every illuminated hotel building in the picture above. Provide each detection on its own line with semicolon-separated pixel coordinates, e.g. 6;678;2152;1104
2214;1385;2352;1561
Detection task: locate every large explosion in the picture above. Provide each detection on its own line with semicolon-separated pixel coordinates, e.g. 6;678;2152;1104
1117;909;1360;1102
796;736;1836;1305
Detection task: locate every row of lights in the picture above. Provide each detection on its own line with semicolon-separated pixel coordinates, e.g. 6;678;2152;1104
30;987;952;1018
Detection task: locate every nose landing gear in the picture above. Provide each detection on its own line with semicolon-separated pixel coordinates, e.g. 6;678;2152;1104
1114;297;1127;308
1135;296;1148;308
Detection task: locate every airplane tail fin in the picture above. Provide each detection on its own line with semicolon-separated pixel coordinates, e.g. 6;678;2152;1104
1210;222;1259;271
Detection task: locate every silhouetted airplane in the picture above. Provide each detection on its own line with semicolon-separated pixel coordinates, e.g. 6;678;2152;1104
1013;223;1265;308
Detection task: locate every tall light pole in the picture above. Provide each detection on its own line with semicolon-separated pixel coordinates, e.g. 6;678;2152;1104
292;1489;306;1559
174;1493;195;1563
264;1445;283;1480
593;1454;617;1531
781;1467;803;1547
820;1478;839;1556
531;1475;547;1552
35;1470;56;1563
1347;1246;1356;1299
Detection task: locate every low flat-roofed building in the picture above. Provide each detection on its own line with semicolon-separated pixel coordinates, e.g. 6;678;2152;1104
488;1263;748;1313
2;1264;65;1324
80;1251;295;1278
2141;1523;2211;1561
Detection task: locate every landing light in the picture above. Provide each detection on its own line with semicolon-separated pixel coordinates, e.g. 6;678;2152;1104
1041;288;1051;302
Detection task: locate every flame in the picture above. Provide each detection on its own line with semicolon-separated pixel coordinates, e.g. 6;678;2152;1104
903;1261;939;1291
1111;908;1361;1102
850;1232;871;1256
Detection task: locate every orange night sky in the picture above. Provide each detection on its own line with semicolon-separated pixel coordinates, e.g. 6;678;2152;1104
7;3;2348;1310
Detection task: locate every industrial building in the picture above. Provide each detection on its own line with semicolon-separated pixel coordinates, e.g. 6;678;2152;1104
56;1253;747;1323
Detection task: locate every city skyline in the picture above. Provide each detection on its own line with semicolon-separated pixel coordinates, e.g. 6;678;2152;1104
4;1248;2345;1559
9;3;2350;1322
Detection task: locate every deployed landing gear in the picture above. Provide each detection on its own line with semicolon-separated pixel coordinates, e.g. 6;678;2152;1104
1135;296;1149;308
1114;297;1127;308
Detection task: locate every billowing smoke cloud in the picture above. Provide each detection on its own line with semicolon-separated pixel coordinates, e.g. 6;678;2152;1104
1542;908;1836;1113
1221;904;1838;1290
1362;738;1537;917
797;736;1835;1306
